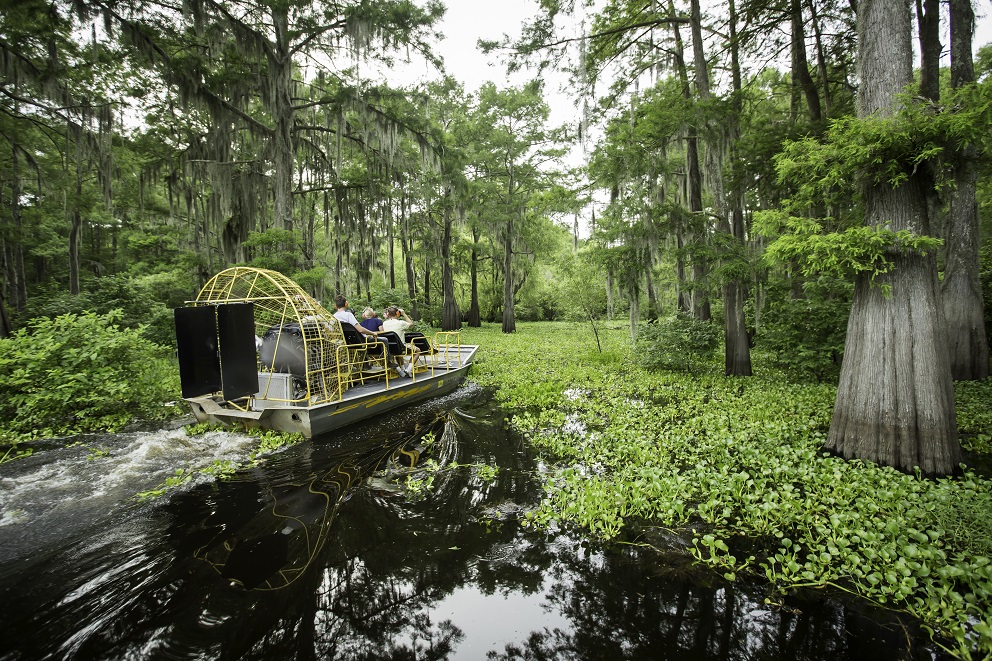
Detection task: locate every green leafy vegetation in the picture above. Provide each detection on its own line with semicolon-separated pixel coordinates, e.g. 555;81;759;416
1;0;991;653
756;279;851;383
757;212;944;293
0;311;183;446
136;468;193;501
635;313;720;372
461;322;992;660
183;423;304;468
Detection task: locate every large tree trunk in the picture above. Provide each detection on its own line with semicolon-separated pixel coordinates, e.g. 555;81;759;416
468;224;481;327
916;0;941;102
791;0;822;122
943;0;989;380
827;0;958;475
606;268;615;320
682;2;710;321
628;282;640;342
69;146;82;296
807;0;832;117
0;288;11;337
723;0;752;376
9;136;27;309
402;208;417;315
501;160;517;334
389;190;398;290
501;213;516;333
271;6;295;235
440;195;461;331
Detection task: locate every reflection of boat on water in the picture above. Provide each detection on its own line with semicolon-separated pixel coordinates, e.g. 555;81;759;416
173;267;478;438
193;413;456;590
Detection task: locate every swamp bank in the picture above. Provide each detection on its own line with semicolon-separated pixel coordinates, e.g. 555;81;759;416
463;322;992;660
0;321;990;659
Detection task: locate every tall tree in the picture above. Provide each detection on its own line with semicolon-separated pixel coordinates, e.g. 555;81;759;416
100;0;442;255
473;82;562;333
942;0;990;380
721;0;753;376
826;0;958;475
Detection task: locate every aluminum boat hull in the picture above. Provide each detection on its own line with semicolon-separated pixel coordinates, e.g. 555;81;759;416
185;345;478;438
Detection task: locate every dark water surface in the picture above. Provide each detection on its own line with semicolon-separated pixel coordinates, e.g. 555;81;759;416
0;384;943;660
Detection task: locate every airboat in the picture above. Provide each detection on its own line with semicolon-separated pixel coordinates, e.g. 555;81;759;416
173;267;478;438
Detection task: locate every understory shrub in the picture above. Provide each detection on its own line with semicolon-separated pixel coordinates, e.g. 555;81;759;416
635;313;720;371
756;278;851;382
17;273;184;346
0;310;181;441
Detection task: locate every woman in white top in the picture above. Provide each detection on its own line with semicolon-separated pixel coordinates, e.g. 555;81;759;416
381;306;415;376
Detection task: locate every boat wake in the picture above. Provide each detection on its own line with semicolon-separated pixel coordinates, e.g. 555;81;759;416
0;427;259;565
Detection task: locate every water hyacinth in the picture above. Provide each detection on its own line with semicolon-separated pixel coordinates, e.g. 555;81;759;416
459;321;992;660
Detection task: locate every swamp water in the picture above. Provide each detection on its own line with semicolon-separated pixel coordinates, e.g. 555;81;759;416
0;383;945;660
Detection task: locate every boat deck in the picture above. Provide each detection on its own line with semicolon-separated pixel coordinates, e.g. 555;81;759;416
338;344;479;401
186;344;479;438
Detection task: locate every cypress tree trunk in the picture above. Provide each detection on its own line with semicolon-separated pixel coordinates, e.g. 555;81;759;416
69;143;82;297
501;163;516;334
271;6;295;235
606;268;615;320
402;208;417;313
916;0;941;102
807;0;832;117
501;213;516;333
827;0;958;475
628;281;640;342
0;288;11;337
670;3;709;320
790;0;822;122
468;225;481;327
440;194;461;331
10;136;27;309
721;0;752;376
942;0;990;380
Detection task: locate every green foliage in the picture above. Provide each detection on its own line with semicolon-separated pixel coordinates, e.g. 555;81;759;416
292;266;329;298
458;322;992;660
475;463;499;483
242;229;301;274
17;274;183;346
956;379;992;457
774;83;992;209
245;427;304;463
0;311;182;442
136;468;193;501
201;459;239;480
635;314;720;372
757;211;943;290
366;288;416;317
756;279;851;383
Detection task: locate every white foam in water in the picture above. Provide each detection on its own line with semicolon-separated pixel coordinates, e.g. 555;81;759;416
0;428;259;529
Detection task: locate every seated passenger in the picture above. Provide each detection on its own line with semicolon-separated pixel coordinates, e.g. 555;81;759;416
359;307;384;333
382;306;416;377
333;296;377;339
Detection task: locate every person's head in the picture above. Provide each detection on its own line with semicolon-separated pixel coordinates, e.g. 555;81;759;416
362;307;376;319
334;295;347;310
386;305;399;318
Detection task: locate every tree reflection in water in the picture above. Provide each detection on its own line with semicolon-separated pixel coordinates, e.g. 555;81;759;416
0;389;944;660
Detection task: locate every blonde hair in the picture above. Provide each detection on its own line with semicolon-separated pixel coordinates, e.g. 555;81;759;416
361;307;375;319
